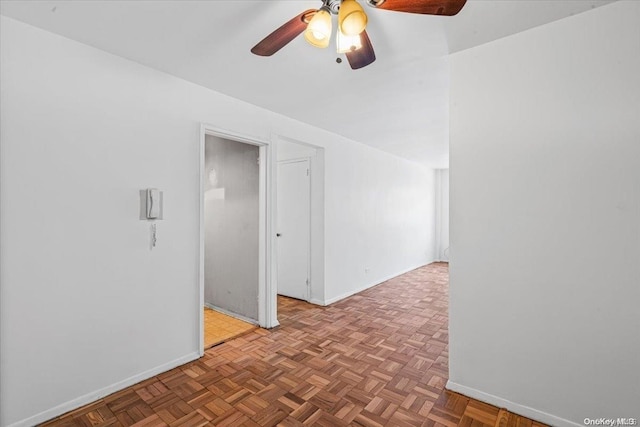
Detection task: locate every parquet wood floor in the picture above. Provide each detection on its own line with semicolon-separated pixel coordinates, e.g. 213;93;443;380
41;263;548;427
204;308;257;349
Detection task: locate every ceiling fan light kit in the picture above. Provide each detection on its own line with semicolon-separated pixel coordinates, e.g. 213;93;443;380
338;0;368;36
303;6;333;48
337;29;363;53
251;0;467;70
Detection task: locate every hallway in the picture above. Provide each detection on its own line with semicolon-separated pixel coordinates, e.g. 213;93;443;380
42;263;545;427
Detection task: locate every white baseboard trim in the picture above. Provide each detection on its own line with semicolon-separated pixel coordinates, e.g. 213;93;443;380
9;352;201;427
308;298;326;306
204;303;259;325
445;381;581;427
324;262;431;306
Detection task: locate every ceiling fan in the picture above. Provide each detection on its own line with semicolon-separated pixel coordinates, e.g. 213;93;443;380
251;0;467;70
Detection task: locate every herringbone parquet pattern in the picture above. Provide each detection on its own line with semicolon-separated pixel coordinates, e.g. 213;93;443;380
41;263;547;427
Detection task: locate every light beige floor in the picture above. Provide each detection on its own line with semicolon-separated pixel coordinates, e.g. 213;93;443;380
203;307;257;349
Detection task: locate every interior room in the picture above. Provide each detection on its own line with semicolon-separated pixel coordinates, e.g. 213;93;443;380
1;1;638;427
203;135;260;347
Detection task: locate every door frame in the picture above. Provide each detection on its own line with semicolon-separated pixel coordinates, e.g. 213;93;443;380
272;134;325;306
276;158;312;302
198;124;278;356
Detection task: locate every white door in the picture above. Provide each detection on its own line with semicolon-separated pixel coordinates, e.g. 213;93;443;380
277;159;310;301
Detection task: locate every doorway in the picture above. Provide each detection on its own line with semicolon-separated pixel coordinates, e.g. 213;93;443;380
274;136;324;308
277;159;311;301
198;125;277;355
203;135;259;347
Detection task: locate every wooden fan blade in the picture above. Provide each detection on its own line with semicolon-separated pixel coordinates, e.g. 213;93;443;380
251;9;315;56
346;31;376;70
372;0;467;16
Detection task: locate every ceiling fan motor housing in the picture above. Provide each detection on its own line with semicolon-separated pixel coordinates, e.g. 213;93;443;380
325;0;385;14
325;0;342;15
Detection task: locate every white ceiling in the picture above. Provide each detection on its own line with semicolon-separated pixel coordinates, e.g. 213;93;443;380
0;0;614;168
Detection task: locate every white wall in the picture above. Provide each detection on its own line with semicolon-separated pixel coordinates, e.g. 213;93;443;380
324;144;436;304
0;16;437;426
435;169;449;262
204;136;259;321
448;2;640;426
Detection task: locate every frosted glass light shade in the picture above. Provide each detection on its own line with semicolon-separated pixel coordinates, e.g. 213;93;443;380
337;29;362;53
338;0;367;36
304;9;332;48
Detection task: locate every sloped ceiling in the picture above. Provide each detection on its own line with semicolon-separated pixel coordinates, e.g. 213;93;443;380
0;0;614;168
